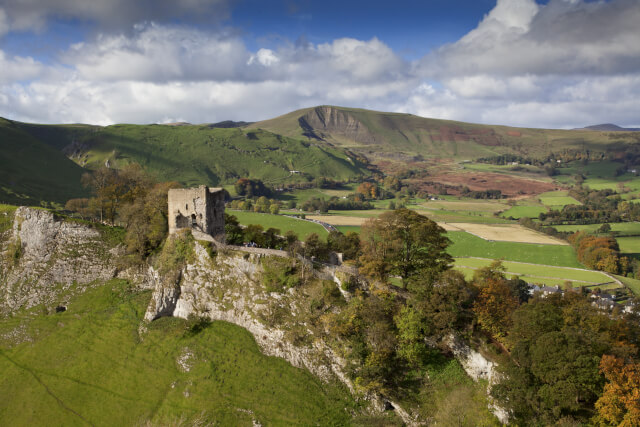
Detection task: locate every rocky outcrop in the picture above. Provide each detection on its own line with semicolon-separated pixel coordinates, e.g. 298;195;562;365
143;241;418;425
446;334;510;424
0;207;121;314
300;106;378;145
144;243;346;382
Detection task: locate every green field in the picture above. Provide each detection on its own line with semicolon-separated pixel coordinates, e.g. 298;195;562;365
229;211;328;240
336;225;362;235
500;205;547;219
554;222;640;236
454;257;614;287
617;236;640;257
0;280;355;425
446;231;582;268
614;275;640;296
538;191;581;208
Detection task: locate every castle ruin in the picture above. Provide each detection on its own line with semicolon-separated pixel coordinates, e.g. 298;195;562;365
168;186;225;240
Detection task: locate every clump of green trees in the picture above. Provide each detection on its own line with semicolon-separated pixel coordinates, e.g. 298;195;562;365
65;164;180;262
227;196;281;214
319;208;639;425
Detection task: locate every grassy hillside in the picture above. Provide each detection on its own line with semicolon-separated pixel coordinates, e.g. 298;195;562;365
0;279;357;425
13;121;370;188
249;105;640;162
0;118;87;206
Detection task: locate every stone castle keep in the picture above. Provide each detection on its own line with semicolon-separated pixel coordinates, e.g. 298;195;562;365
168;186;225;239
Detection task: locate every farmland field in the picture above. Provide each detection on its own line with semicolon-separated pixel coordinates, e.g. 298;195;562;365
448;223;567;245
500;205;547;219
614;275;640;296
554;222;640;235
454;257;614;285
538;190;581;208
617;236;640;257
229;211;328;240
307;215;367;226
336;225;361;235
420;200;509;213
447;231;582;268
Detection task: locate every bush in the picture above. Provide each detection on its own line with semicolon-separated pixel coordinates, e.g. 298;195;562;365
156;230;195;276
261;258;300;293
6;237;22;265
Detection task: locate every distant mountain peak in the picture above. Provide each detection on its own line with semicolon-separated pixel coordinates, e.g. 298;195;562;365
578;123;640;131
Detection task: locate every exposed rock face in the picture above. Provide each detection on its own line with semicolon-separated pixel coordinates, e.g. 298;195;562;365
300;106;378;145
446;334;510;424
144;243;347;382
143;242;418;425
0;207;119;314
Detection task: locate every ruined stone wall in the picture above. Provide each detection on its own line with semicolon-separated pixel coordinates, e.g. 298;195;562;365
168;186;224;239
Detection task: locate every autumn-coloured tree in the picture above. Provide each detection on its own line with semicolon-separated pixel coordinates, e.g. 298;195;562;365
473;278;519;340
356;181;381;200
594;355;640;426
568;231;624;274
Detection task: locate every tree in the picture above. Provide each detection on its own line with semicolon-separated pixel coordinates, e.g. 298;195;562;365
473;278;519;340
118;180;180;259
234;178;271;197
327;230;361;261
359;208;452;286
243;224;265;246
492;294;636;424
224;214;244;244
594;355;640;426
81;163;150;225
417;269;474;337
305;233;329;261
598;223;612;234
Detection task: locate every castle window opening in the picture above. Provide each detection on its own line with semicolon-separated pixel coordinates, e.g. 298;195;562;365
186;204;188;210
191;214;197;226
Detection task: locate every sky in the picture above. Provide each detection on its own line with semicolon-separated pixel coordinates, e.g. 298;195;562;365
0;0;638;128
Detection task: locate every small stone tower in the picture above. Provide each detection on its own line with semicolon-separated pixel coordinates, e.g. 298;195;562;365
168;186;225;240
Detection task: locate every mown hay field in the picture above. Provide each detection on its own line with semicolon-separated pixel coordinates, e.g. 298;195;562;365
447;223;568;245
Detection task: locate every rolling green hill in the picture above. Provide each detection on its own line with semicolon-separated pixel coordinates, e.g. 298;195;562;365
0;119;88;206
4;105;640;206
249;105;640;162
9;120;371;189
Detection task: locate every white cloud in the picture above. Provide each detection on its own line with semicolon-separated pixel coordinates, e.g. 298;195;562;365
0;51;44;84
248;48;279;67
1;1;640;129
64;23;249;82
423;0;640;78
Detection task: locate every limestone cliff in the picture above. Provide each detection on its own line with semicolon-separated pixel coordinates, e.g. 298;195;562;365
0;208;117;314
299;106;378;145
143;240;416;424
0;207;150;315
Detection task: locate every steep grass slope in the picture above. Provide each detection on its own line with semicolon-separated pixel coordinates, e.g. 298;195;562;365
249;106;640;161
14;121;370;187
0;119;87;206
0;279;356;425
